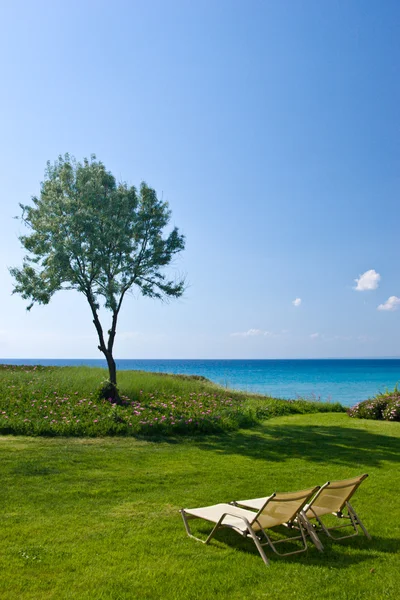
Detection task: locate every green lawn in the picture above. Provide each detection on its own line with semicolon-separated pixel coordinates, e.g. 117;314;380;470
1;412;399;599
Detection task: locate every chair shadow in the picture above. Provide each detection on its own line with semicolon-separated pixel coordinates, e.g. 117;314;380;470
331;534;400;554
192;523;377;569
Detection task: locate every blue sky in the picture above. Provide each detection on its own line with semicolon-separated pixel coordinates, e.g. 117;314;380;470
0;0;399;359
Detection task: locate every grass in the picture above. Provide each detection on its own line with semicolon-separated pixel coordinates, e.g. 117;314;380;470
0;365;344;436
1;412;400;599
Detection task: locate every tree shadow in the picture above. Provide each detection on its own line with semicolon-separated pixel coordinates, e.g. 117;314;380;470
189;423;400;468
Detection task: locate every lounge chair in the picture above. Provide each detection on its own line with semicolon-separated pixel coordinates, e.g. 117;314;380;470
180;486;320;566
303;474;371;540
234;474;370;544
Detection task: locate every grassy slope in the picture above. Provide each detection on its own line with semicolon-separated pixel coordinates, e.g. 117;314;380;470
1;413;399;600
0;366;344;436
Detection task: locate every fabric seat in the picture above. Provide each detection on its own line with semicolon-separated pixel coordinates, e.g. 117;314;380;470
303;474;371;540
235;475;371;545
184;503;266;533
180;486;321;566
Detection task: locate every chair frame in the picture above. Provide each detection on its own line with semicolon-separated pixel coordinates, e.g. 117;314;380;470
180;488;321;566
306;500;371;540
305;475;371;541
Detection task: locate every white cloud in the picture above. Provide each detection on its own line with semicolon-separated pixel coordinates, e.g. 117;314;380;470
312;333;352;341
292;298;302;307
354;269;381;291
377;296;400;312
231;329;270;337
230;329;291;339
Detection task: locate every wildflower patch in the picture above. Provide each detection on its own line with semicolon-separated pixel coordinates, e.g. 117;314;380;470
348;391;400;422
0;365;254;436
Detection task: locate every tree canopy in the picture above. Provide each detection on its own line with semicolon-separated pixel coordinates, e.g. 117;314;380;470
10;154;186;399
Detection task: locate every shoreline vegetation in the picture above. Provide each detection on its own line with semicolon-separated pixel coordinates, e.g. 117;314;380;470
0;364;345;437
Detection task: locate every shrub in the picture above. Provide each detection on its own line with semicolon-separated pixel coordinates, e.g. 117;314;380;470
382;396;400;421
96;380;120;403
347;398;388;420
348;391;400;422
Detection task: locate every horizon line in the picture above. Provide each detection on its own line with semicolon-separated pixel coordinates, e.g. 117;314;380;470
1;357;400;361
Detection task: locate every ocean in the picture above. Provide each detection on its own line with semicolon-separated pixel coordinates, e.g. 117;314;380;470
1;358;400;407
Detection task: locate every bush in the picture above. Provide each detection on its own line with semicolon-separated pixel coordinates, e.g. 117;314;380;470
348;391;400;422
96;380;120;403
382;396;400;421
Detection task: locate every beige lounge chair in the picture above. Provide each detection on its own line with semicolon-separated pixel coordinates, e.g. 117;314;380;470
234;474;370;544
180;486;320;566
303;474;371;540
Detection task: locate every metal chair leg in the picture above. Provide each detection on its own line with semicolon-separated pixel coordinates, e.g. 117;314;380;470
298;512;324;552
180;509;222;545
180;509;270;566
245;526;270;566
347;502;371;540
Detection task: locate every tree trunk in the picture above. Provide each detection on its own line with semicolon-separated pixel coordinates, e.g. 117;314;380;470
105;351;117;386
103;350;121;404
86;295;121;403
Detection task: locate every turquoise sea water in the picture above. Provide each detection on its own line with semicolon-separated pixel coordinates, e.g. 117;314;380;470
2;358;400;407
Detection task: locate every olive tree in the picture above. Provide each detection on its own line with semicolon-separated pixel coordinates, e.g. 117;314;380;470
10;154;185;401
